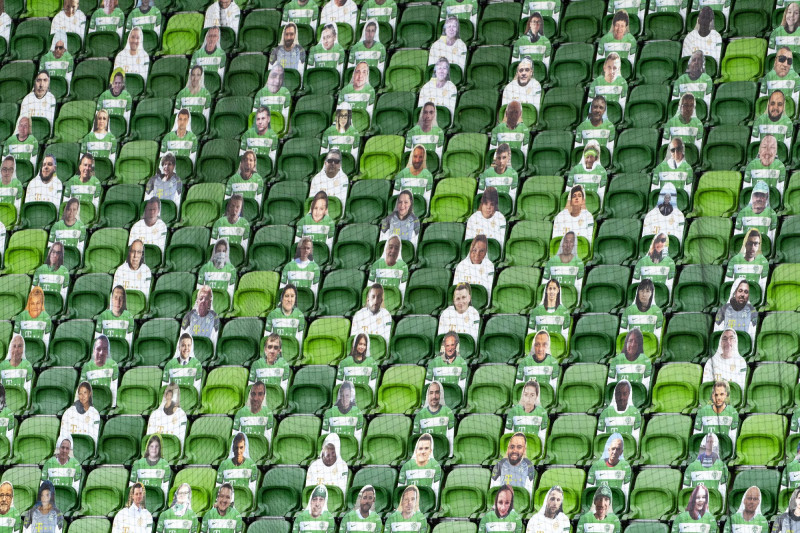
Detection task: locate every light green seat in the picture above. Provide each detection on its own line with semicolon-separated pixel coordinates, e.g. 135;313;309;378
730;414;786;467
200;366;248;415
624;467;681;520
231;271;280;318
376;364;425;414
77;466;128;516
451;414;502;465
2;229;46;274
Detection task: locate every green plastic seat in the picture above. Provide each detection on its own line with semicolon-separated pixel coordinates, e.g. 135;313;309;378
200;366;248;415
660;313;712;363
66;273;112;319
330;224;379;270
131;319;179;367
547;42;594;88
30;367;77;415
384;49;429;92
730;414;786;467
631;41;681;86
224;53;267;97
114;366;162;415
261;182;307;228
765;264;800;311
145;56;189;99
2;229;47;275
48;319;95;367
346;466;398;514
115;140;158;185
542;414;596;466
440;134;488;179
182;415;233;465
478;314;527;364
742;363;795;413
9;22;49;61
301;318;350;366
95;414;145;465
680;217;732;265
274;138;322;183
376;364;424;414
756;312;800;362
209;96;253;140
358;135;405;181
669;265;723;313
195;139;239;184
464;364;515;415
437;467;491;518
568;314;620;364
388;315;437;364
159;12;203;55
591;218;641;265
52;101;96;143
719;38;766;82
700;125;750;171
68;518;111;533
144;273;193;320
398;268;451;315
451;90;499;134
538;87;583;131
256;467;304;515
533;467;586;517
271;415;322;465
624;467;681;520
578;265;631;313
527;133;572;176
689;171;741;217
287;94;333;138
556;0;604;42
76;466;128;516
710;81;758;126
162;226;210;273
428;180;476;223
370;92;416;136
231;271;280;318
466;46;510;90
0;275;30;320
729;468;779;518
554;363;607;414
610;128;659;174
621;85;671;128
360;415;411;466
237;10;280;53
215;318;263;367
97;185;143;229
178;183;225;227
636;414;690;466
128;98;172;142
487;267;540;315
286;365;334;415
451;414;502;465
313;269;365;317
648;363;700;414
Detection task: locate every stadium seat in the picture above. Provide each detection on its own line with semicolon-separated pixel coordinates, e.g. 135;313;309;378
358;135;405;181
437;467;491;518
398;268;451;316
660;313;713;363
466;46;511;90
48;319;95;367
256;467;305;515
357;415;410;467
376;364;425;414
648;363;701;414
301;318;350;366
539;87;583;131
384;49;429;92
115;140;159;185
30;367;77;415
765;264;800;311
209;96;253;139
162;226;210;274
95;415;145;466
451;414;502;465
720;38;767;82
591;218;641;265
568;313;620;364
428;179;477;223
215;318;263;367
286;365;335;415
636;414;690;466
76;466;128;516
488;267;541;314
145;272;194;320
500;220;552;267
66;273;112;320
679;217;732;265
388;315;438;364
177;183;225;227
114;366;162;415
182;415;233;465
533;467;586;516
624;467;681;520
622;85;671;129
131;319;179;367
731;414;785;467
200;366;248;415
9;22;49;61
451;90;499;135
331;224;379;270
548;43;594;88
231;271;279;318
464;364;514;414
700;125;750;171
97;185;142;229
543;414;596;466
729;468;779;518
0;274;30;320
160;12;204;55
710;81;758;126
610;128;659;174
756;312;800;362
632;41;681;86
271;415;322;465
669;265;723;313
689;171;741;217
13;415;61;465
556;0;604;43
2;229;46;275
313;269;365;317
